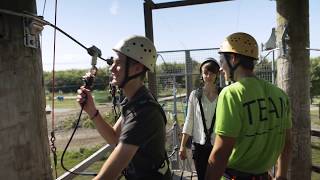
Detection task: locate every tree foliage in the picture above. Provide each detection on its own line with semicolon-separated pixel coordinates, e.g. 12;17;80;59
156;60;201;91
43;57;320;100
310;57;320;98
44;67;110;93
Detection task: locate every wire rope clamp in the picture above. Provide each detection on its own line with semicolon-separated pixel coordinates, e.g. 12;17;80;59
23;17;44;48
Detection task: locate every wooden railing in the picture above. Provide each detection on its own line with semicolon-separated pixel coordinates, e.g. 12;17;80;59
56;144;113;180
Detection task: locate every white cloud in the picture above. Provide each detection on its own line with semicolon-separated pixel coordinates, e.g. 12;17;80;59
110;0;119;15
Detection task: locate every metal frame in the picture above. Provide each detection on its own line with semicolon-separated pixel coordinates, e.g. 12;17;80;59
143;0;233;98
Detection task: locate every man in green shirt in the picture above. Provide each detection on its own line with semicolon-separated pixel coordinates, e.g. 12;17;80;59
205;32;292;180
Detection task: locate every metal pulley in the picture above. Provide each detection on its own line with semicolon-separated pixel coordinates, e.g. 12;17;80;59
82;46;102;90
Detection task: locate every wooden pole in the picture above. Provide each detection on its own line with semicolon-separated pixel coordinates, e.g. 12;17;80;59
276;0;310;179
0;1;53;179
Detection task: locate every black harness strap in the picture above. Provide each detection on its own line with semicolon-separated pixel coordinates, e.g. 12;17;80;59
122;94;169;178
196;87;221;144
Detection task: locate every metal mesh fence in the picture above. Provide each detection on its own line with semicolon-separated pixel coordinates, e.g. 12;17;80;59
156;48;276;102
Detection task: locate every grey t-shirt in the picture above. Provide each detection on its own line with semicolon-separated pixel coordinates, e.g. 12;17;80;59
119;86;171;179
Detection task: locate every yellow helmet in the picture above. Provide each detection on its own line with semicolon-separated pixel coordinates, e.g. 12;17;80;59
113;35;157;72
219;32;258;60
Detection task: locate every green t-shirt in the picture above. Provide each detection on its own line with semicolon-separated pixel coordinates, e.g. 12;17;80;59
215;77;292;174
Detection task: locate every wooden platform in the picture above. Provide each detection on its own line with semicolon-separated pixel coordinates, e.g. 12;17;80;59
172;170;198;180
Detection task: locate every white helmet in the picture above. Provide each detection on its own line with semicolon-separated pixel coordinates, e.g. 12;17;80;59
113;35;157;72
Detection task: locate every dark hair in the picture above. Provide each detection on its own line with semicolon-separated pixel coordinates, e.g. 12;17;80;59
199;58;220;86
221;53;255;70
237;54;255;70
199;58;220;74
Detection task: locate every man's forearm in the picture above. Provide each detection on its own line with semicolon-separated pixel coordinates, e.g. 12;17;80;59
205;149;229;180
92;112;120;145
205;135;235;180
94;143;138;180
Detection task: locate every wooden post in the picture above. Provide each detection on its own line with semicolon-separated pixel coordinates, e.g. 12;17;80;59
185;50;193;98
0;1;53;179
276;0;310;179
144;0;158;98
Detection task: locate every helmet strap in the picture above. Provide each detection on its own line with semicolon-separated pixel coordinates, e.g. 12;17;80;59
118;58;146;89
226;54;240;84
118;58;130;89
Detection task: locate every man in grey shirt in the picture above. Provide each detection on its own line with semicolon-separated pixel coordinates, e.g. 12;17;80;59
78;35;171;180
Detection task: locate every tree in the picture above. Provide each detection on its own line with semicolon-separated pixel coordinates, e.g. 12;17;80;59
276;0;310;179
44;68;110;93
0;1;53;179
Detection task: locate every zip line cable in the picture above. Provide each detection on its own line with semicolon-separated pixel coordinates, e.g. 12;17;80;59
41;0;47;16
0;9;112;64
40;0;47;51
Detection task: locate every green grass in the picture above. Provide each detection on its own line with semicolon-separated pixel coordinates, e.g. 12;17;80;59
311;110;320;127
312;139;320;180
312;96;320;105
46;99;79;109
51;145;108;179
92;90;111;104
62;111;116;130
46;90;111;109
312;142;320;180
312;106;320;180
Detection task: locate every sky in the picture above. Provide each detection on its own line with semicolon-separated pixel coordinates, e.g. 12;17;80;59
36;0;320;71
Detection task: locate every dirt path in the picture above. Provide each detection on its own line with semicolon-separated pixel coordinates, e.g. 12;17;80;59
53;129;106;151
46;104;113;151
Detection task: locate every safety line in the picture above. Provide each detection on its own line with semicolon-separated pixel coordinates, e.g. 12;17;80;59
50;0;58;178
41;0;47;16
51;0;58;140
